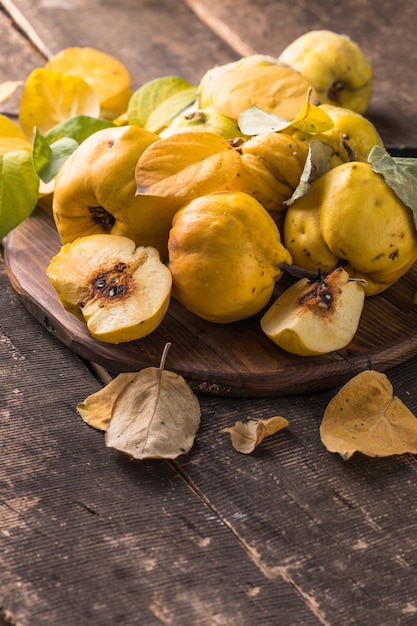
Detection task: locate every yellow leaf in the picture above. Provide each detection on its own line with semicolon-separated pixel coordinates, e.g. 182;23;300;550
45;47;131;111
320;370;417;460
135;131;241;200
222;416;289;454
289;97;334;134
0;114;32;154
0;80;23;104
77;372;138;431
18;68;100;139
78;345;201;460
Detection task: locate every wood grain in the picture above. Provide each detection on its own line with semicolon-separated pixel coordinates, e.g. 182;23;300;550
4;207;417;397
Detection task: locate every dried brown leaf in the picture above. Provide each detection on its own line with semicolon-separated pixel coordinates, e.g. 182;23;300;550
222;416;288;454
105;345;201;459
77;372;137;431
320;370;417;460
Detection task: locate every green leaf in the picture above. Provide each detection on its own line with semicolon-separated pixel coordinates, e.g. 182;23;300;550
0;150;39;239
44;114;115;145
127;76;197;133
33;116;115;183
284;140;335;206
369;145;417;228
33;128;79;183
238;105;290;135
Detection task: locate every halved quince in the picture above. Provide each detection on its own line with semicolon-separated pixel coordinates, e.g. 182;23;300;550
260;267;365;356
47;234;172;344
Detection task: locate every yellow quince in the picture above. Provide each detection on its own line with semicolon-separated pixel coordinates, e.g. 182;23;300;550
167;191;292;323
285;161;417;295
198;55;315;123
52;125;183;261
279;30;373;114
290;103;384;167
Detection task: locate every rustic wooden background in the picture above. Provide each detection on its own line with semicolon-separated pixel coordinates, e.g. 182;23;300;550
1;2;417;625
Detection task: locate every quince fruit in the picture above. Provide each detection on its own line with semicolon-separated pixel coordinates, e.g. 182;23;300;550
197;55;315;122
279;30;373;114
285;161;417;294
284;198;339;273
319;162;417;285
52;125;183;261
291;103;384;166
159;108;247;141
260;267;365;356
47;234;172;344
227;132;308;220
167;191;292;323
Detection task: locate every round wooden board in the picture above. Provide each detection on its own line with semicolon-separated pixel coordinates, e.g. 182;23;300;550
3;206;417;397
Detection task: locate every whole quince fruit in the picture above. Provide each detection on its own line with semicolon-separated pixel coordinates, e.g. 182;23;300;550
197;55;315;123
284;197;339;273
52;125;183;261
279;30;373;114
167;191;292;323
260;267;365;356
47;234;172;344
159;108;247;141
291;103;384;166
287;161;417;294
226;132;308;220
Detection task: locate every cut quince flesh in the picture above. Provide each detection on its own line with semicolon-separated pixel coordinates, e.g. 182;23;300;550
47;234;172;344
260;267;365;356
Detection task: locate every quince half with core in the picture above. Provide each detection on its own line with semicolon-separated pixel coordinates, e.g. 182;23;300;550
279;30;373;114
52;125;183;261
167;191;292;323
261;267;365;356
47;234;172;344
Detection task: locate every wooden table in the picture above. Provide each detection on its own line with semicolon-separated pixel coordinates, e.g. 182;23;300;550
1;2;417;624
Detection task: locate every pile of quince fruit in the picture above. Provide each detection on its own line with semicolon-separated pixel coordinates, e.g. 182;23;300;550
2;31;417;356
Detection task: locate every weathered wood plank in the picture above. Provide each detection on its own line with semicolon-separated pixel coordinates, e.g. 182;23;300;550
183;361;417;625
185;0;417;146
0;258;321;626
2;0;240;86
0;5;46;115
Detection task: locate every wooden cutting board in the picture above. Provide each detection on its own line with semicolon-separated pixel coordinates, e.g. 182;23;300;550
3;206;417;397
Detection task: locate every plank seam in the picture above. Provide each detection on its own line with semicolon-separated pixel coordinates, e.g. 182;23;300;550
183;0;256;57
0;0;52;59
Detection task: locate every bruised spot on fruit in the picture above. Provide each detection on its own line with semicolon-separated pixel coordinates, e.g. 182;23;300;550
389;249;400;261
89;206;116;232
107;140;115;148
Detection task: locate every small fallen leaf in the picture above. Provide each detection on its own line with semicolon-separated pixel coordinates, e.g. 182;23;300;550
320;370;417;460
0;80;23;104
78;344;201;459
77;372;138;431
222;416;289;454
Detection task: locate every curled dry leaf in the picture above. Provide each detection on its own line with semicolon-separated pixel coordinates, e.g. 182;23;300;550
320;370;417;460
77;344;201;460
222;416;289;454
